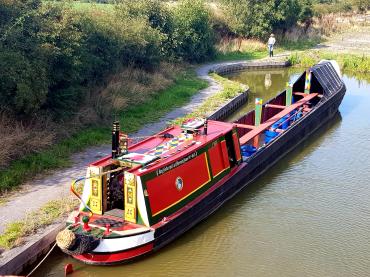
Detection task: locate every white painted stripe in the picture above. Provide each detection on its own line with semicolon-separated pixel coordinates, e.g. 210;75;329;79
93;230;154;253
137;177;150;227
79;167;94;211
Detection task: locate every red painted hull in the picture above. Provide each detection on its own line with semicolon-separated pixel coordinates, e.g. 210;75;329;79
73;243;154;265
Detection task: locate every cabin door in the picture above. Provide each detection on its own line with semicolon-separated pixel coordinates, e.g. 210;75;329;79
225;130;242;167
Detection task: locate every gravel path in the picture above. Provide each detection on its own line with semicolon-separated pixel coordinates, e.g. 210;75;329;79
316;26;370;54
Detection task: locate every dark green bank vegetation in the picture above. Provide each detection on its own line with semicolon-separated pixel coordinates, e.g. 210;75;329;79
0;0;214;120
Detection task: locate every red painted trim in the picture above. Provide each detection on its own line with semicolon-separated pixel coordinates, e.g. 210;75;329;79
209;141;228;177
220;140;230;169
232;133;242;161
73;243;153;264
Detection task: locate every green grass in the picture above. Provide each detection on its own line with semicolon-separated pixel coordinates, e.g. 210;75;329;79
0;198;77;249
45;1;115;12
71;2;114;12
118;70;208;132
277;37;322;52
215;50;266;62
0;69;207;193
288;51;370;73
172;73;246;125
0;127;109;193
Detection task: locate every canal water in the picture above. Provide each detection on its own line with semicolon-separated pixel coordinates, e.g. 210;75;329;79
35;68;370;277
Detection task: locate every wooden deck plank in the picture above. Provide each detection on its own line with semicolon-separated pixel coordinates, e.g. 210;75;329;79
239;93;318;145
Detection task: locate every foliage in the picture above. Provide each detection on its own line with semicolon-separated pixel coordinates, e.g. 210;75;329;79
220;0;314;39
313;0;370;15
171;0;215;62
0;0;215;118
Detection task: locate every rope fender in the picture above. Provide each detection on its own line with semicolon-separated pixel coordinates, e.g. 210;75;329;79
56;228;100;255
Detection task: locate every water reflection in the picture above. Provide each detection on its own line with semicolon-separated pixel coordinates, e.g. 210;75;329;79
226;67;303;121
264;73;271;89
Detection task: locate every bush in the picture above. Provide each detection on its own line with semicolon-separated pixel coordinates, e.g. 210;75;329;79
221;0;314;39
0;0;216;119
171;0;215;62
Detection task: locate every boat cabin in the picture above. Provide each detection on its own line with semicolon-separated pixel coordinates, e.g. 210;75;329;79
75;119;242;228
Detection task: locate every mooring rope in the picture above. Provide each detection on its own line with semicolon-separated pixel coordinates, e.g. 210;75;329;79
26;242;57;277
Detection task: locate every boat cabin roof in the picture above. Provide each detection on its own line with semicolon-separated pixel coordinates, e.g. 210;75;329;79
90;120;235;176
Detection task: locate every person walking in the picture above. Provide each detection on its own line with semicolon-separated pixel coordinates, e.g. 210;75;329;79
268;34;276;57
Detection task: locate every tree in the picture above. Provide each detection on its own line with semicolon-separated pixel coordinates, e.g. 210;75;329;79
172;0;215;62
221;0;313;39
0;0;49;116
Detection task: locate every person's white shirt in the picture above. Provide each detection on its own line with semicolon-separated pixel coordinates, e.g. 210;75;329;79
268;37;276;45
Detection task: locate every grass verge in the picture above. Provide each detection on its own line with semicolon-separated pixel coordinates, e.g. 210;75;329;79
288;51;370;73
277;37;322;52
0;197;78;249
0;69;207;193
215;50;266;62
172;73;246;125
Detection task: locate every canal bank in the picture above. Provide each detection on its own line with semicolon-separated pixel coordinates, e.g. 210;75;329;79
0;56;290;275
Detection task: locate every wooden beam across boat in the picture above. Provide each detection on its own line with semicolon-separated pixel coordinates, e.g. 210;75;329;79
234;123;257;130
294;92;322;97
265;104;286;109
239;93;318;145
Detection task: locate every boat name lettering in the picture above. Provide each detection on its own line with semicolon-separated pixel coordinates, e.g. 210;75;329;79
156;152;198;176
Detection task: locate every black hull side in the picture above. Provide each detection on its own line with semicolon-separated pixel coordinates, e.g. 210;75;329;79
153;86;346;251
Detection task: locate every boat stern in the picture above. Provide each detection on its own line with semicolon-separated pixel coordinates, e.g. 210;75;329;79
57;211;155;265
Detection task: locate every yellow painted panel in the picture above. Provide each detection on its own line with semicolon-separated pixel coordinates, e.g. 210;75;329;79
124;172;137;223
90;178;102;214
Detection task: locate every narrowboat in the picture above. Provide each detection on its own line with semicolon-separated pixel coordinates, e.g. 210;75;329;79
56;61;346;265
